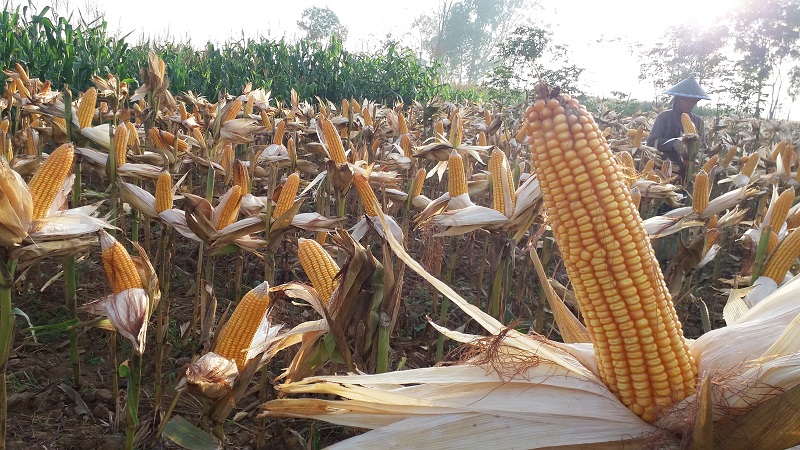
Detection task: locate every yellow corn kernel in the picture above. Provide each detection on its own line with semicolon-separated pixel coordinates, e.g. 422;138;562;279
273;119;286;146
701;155;719;173
768;188;795;232
447;151;467;198
77;87;97;128
680;113;696;134
244;95;254;116
273;172;300;218
321;118;347;164
354;172;379;216
99;230;142;295
400;134;413;158
490;149;515;217
223;99;242;123
216;185;243;230
25;128;37;156
362;107;373;127
692;171;710;215
29;143;74;222
298;238;340;307
154;168;173;213
707;214;718;230
524;87;696;422
762;227;800;283
114;124;129;168
149;128;170;150
631;125;644;148
411;167;426;198
213;281;272;370
772;141;787;161
741;153;760;177
232;159;251;194
721;146;737;168
766;230;780;255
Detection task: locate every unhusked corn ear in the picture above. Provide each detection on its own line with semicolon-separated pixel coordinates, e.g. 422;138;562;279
449;113;463;147
214;281;272;370
524;85;696;423
766;230;780;255
273;119;286;146
273;172;299;218
762;227;800;283
223;99;242;122
114;124;129;168
77;87;97;128
216;185;243;230
411;167;426;198
154;167;173;213
232;159;250;194
447;151;467;198
680;113;696;134
321;118;347;164
99;230;142;294
298;238;340;307
29;143;74;222
768;188;795;232
692;171;710;215
490;148;515;217
721;146;737;168
631;125;644;148
701;155;718;173
354;172;379;216
741;153;760;177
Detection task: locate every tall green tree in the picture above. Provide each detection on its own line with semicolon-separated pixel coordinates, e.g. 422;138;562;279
297;6;348;45
413;0;527;84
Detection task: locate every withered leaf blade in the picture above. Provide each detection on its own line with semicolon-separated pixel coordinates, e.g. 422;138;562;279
177;352;238;400
716;381;800;450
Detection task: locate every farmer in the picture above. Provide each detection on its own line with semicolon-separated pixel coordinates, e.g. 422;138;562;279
646;76;710;176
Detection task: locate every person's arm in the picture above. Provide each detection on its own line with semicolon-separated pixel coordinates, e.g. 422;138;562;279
647;112;671;150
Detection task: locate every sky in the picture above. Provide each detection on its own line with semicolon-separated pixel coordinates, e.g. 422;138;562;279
16;0;799;119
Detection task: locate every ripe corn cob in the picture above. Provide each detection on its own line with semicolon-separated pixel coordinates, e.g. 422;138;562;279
77;87;97;129
273;119;286;146
704;228;721;255
214;281;272;370
287;137;297;164
772;141;787;161
25;128;37;156
489;149;515;216
244;96;254;116
721;146;737;168
707;214;718;229
447;151;467;198
616;151;636;188
362;107;373;127
680;113;696;134
218;143;234;172
484;110;492;126
768;188;795;232
114;124;129;168
273;172;300;218
260;110;272;129
701;155;718;173
178;102;189;122
216;185;243;230
160;130;189;152
298;238;340;307
99;230;142;294
762;227;800;283
692;171;710;215
12;78;30;99
148;128;170;150
766;230;780;255
15;62;29;83
411;167;426;198
397;113;409;135
631;125;644;148
232;159;250;194
351;98;361;112
154;167;173;213
641;159;655;177
478;132;488;147
524;86;696;423
449;113;463;147
125;122;139;154
740;153;760;177
400;134;413;158
321;119;347;164
29;143;75;222
223;99;242;122
341;99;350;117
434;120;445;137
782;144;795;172
354;172;380;216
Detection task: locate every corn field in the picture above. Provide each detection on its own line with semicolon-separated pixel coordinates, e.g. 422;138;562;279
4;9;800;449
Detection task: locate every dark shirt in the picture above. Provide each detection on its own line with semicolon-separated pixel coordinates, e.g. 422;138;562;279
646;109;704;153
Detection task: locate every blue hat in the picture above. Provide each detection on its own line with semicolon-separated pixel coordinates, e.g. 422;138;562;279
663;77;711;100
